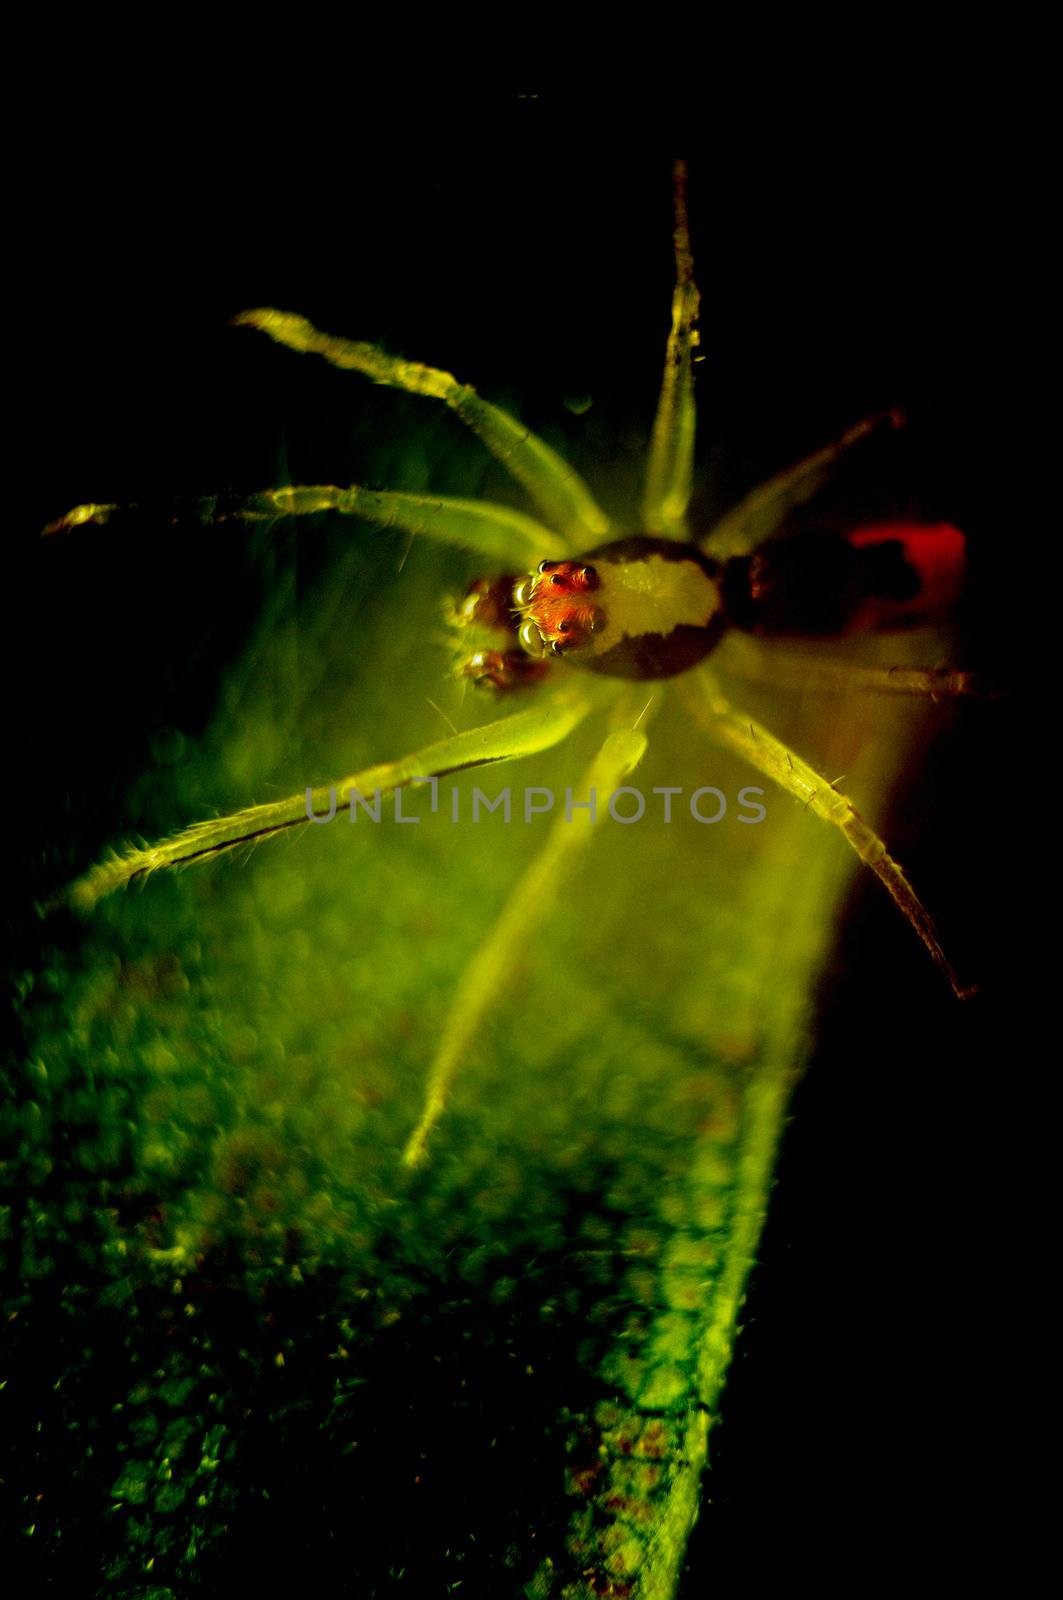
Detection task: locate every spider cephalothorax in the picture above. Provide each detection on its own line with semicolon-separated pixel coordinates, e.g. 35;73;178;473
459;537;727;690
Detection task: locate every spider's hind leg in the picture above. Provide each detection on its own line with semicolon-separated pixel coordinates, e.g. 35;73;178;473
722;640;994;702
703;410;907;561
675;666;974;999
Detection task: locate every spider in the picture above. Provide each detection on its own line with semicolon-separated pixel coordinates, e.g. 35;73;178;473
44;161;975;1175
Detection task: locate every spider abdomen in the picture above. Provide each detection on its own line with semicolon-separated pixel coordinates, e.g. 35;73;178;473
720;522;966;639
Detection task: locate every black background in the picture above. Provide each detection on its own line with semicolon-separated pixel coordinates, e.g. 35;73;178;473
12;87;1032;1592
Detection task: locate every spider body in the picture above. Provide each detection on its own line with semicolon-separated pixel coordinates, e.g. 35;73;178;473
459;522;966;690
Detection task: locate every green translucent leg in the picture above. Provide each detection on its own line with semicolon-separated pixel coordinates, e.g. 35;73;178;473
42;501;119;535
723;639;994;700
234;309;610;550
43;483;568;566
402;693;654;1168
56;685;597;915
704;409;906;559
641;160;700;540
675;667;974;998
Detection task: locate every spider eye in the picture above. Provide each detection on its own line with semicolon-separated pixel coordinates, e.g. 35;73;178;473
551;574;564;586
538;560;557;574
518;618;546;656
580;565;598;585
558;620;570;632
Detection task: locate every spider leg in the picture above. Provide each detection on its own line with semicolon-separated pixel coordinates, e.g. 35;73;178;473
722;640;995;701
642;159;700;540
704;409;906;560
402;691;655;1168
43;484;568;567
54;685;599;914
233;309;610;550
675;667;974;998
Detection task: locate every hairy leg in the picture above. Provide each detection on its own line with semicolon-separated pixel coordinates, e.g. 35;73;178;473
704;409;906;560
642;159;700;540
721;639;993;700
402;691;655;1167
44;483;568;568
54;685;599;914
234;309;609;549
675;667;973;998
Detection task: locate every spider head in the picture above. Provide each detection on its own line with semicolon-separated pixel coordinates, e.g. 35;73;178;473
513;560;605;657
